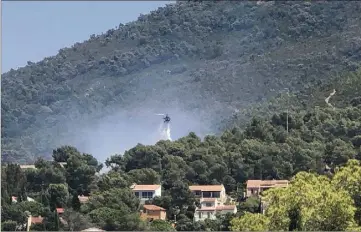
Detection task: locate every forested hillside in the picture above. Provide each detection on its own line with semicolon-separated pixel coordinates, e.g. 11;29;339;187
2;96;361;230
2;1;361;163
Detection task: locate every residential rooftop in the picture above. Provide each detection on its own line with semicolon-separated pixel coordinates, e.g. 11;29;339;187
189;185;224;192
143;204;166;211
246;180;289;188
131;184;161;191
30;216;44;224
56;208;64;214
78;195;89;203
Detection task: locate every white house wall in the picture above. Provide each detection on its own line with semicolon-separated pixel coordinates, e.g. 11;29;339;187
134;187;162;204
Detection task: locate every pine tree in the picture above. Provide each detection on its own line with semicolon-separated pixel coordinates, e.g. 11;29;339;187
41;187;50;208
54;210;60;231
71;192;81;211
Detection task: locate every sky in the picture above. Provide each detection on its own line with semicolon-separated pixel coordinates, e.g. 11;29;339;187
2;1;170;73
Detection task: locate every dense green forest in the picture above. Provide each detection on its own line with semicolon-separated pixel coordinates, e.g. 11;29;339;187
2;69;361;230
2;94;361;230
2;1;361;163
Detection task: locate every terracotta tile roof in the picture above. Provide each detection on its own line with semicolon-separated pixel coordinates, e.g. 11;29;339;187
189;185;224;192
56;208;64;214
247;180;289;188
131;184;161;191
143;204;166;211
78;195;89;203
216;205;237;211
31;216;44;224
195;207;216;211
200;198;217;202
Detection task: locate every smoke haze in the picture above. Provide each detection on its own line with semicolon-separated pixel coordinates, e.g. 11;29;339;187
54;105;211;164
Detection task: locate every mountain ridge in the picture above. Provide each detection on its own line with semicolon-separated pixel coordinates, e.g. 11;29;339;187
2;1;361;163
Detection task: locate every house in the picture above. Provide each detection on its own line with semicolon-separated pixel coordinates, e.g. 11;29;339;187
130;184;161;204
27;216;43;231
194;198;237;221
140;204;167;221
189;185;227;204
190;185;237;222
78;195;89;204
56;208;65;214
246;180;289;197
12;196;35;203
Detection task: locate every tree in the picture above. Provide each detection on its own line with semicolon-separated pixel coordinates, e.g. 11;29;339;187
82;188;140;214
324;139;355;166
47;184;69;209
30;223;46;231
149;219;176;231
231;212;270;231
1;204;28;228
231;170;361;231
52;145;80;162
2;164;26;201
26;164;66;193
238;196;261;214
54;210;60;231
332;159;361;225
217;213;234;231
263;172;359;231
16;201;46;217
43;208;60;231
88;207;146;231
121;144;163;172
71;192;81;211
96;171;130;191
176;217;206;231
127;168;160;184
168;181;197;214
65;152;98;195
61;209;94;231
1;220;17;231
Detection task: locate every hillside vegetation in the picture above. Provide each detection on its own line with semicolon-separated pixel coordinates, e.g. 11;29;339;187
2;99;361;230
2;1;361;163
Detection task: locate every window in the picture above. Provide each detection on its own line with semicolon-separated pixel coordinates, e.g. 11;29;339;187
212;192;220;198
202;192;211;198
207;212;211;219
205;203;213;207
194;191;202;196
141;192;154;198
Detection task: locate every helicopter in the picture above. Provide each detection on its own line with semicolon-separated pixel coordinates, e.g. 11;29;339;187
155;113;171;123
163;114;171;123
